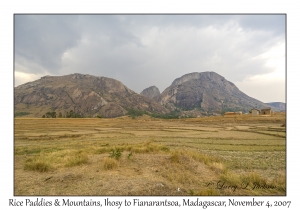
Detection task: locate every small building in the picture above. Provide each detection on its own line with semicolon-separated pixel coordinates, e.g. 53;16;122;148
224;112;242;117
224;112;236;116
251;108;260;116
261;108;272;115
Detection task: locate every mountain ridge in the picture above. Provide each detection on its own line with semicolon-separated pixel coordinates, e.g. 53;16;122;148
14;73;169;118
265;102;285;111
156;72;278;116
14;72;280;118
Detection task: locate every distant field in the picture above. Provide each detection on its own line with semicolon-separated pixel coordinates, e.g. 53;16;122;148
14;113;286;195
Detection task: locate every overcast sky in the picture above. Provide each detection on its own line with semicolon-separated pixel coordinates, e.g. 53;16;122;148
14;14;286;103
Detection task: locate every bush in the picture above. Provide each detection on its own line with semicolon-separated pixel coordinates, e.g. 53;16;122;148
126;109;146;118
150;110;180;119
109;148;122;160
14;112;30;117
127;151;133;159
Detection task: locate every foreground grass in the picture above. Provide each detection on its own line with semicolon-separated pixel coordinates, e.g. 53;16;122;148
14;114;286;195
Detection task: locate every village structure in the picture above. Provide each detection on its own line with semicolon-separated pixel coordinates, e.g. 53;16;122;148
251;107;272;116
224;108;272;116
224;111;242;116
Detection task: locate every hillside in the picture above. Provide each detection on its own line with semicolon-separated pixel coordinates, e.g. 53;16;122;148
266;102;286;111
14;72;279;118
157;72;276;116
140;86;160;99
14;73;169;118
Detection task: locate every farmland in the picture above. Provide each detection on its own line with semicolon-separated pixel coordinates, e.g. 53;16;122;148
14;113;286;195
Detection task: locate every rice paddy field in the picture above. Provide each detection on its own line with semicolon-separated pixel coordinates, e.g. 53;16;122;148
14;113;286;196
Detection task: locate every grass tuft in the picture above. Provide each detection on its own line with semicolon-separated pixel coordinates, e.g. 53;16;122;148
103;157;119;170
65;152;88;167
210;162;226;173
240;172;267;185
24;158;51;172
127;142;170;154
170;151;180;163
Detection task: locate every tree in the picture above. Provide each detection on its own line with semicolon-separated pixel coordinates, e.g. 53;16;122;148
45;111;56;118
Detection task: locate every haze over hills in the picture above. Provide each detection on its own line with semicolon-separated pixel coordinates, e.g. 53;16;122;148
265;102;286;111
14;72;280;118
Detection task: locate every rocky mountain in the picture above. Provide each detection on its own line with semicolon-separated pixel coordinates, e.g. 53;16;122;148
140;86;160;99
266;102;286;111
14;73;169;118
14;71;280;118
157;71;276;116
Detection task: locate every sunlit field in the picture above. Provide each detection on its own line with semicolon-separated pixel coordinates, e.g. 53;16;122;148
14;113;286;196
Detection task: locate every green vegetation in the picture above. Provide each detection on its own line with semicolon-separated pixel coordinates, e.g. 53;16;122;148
44;111;57;118
42;110;83;118
65;110;83;118
127;151;133;160
109;148;122;160
150;110;180;119
14;112;30;117
126;109;147;118
126;108;181;119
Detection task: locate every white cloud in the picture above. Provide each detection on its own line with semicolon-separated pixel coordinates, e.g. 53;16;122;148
235;41;285;103
235;75;285;103
14;15;286;102
14;71;43;87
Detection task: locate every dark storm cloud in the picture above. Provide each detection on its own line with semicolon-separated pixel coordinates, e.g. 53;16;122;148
15;14;285;102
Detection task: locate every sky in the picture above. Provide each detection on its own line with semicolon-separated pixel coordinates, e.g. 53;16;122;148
14;14;286;103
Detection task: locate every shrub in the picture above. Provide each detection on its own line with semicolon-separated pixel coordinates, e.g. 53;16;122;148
109;148;122;160
14;112;30;117
126;109;146;118
127;151;133;160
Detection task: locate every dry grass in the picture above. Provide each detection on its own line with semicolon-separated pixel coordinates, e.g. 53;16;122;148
65;152;88;167
24;158;51;172
103;157;119;170
170;151;181;163
14;113;286;195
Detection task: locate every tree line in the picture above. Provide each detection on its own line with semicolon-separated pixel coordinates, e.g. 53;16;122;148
42;110;83;118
